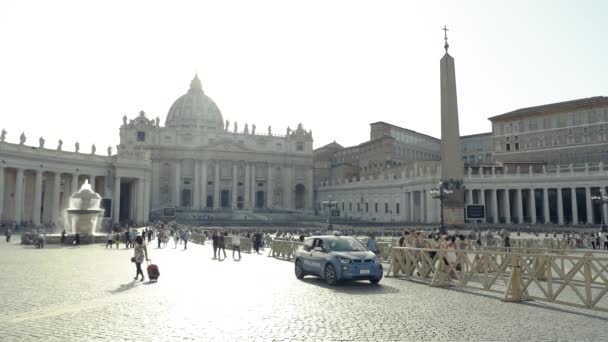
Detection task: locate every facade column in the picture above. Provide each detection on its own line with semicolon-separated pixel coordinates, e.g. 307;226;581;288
515;188;523;224
151;160;160;209
543;188;550;223
113;176;121;224
143;174;150;223
409;192;415;223
213;161;220;209
529;189;537;224
571;187;579;225
420;190;426;223
193;160;200;209
585;187;593;224
244;163;250;209
265;164;271;209
33;170;43;226
0;167;4;223
491;189;498;224
466;189;473;205
479;189;486;223
427;189;435;223
231;163;238;209
503;189;511;224
557;188;564;224
173;161;181;207
201;160;207;208
306;167;314;211
52;172;61;225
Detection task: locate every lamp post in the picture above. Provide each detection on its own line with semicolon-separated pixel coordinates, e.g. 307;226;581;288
322;194;338;229
591;193;608;232
430;179;459;231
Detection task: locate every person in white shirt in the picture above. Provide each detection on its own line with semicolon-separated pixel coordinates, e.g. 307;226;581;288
232;231;241;260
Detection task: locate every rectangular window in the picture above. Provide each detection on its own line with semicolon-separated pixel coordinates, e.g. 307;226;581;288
506;144;511;151
349;202;352;211
384;203;389;213
396;203;400;215
296;142;304;151
365;203;369;212
375;203;378;213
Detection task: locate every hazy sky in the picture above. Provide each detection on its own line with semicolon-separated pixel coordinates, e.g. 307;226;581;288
1;0;606;153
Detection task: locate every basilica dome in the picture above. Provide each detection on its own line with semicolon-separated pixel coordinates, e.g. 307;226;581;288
165;74;224;129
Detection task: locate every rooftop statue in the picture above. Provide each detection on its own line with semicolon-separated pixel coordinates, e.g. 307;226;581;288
155;117;160;126
287;126;291;136
244;123;249;134
0;128;6;142
107;145;112;157
19;132;26;145
234;121;238;133
122;115;127;125
91;144;96;155
268;125;272;136
251;124;256;135
39;136;45;148
225;120;230;131
75;141;80;153
57;139;63;151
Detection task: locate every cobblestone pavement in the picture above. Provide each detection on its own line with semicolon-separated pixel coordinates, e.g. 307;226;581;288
1;237;607;341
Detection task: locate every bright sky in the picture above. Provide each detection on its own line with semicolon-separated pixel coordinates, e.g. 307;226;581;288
1;0;606;153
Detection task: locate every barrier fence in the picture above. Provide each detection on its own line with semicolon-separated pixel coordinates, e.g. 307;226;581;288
386;246;608;312
268;240;301;260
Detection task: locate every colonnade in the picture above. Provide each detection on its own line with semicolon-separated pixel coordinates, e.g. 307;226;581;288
464;186;608;225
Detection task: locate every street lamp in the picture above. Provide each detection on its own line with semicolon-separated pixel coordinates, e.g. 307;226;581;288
322;194;338;229
429;179;460;231
591;193;608;232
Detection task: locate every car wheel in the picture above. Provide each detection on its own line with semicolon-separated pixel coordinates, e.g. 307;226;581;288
324;263;337;285
369;277;381;284
295;259;305;279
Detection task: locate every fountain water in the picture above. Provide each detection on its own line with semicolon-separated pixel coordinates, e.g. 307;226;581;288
66;179;105;236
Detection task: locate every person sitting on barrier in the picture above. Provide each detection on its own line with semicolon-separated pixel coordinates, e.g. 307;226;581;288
446;236;458;279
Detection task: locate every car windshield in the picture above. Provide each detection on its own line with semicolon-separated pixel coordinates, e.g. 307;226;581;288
325;237;367;252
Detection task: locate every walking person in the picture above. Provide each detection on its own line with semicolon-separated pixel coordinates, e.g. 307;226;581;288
211;231;219;259
132;236;150;282
5;227;11;243
125;230;131;249
74;233;80;247
232;231;241;260
218;232;227;260
366;234;379;256
105;231;114;248
114;231;120;249
60;229;66;244
157;230;162;249
147;229;153;244
182;230;190;250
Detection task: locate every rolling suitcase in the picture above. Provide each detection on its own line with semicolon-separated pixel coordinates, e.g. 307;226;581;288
147;263;160;282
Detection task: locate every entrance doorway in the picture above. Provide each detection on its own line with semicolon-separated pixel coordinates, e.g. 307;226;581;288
119;182;132;222
221;190;230;208
182;189;192;208
255;191;265;208
295;184;306;209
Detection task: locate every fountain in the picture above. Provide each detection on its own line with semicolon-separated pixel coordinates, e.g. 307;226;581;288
66;179;105;238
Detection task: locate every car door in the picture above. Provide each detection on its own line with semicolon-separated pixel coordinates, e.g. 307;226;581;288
309;238;327;276
299;238;315;273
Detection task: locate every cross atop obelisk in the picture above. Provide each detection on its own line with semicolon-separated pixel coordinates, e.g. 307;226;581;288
442;25;449;52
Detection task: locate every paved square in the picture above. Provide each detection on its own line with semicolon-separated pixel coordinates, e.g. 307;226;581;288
1;238;607;341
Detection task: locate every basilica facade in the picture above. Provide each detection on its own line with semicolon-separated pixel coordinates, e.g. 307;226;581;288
0;75;314;227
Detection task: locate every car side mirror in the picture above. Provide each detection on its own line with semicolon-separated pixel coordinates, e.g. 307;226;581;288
313;246;325;252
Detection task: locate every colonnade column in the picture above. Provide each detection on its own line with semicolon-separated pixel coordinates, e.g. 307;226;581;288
306;168;314;211
213;162;220;209
466;189;473;205
173;161;181;207
89;175;96;193
571;187;579;225
200;160;207;209
137;178;145;223
479;189;486;223
33;170;43;226
52;172;61;225
0;167;4;222
515;188;523;224
14;168;24;224
529;189;537;224
243;163;251;210
543;188;550;223
585;187;593;224
420;190;426;223
491;189;498;224
557;188;564;224
409;192;415;223
231;163;237;209
193;161;200;209
503;190;511;224
71;174;78;196
113;176;121;224
251;163;257;208
602;187;608;224
143;175;150;223
266;164;272;209
427;189;435;223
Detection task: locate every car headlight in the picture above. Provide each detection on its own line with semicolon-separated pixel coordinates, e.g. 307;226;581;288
337;256;351;264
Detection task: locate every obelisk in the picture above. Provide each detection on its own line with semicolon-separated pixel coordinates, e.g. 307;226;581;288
440;26;465;225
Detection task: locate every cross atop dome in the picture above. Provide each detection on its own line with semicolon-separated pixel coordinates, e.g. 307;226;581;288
189;73;203;92
442;25;449;53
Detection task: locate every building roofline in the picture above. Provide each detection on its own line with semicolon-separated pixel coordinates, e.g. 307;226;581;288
488;96;608;121
369;121;440;142
460;132;492;139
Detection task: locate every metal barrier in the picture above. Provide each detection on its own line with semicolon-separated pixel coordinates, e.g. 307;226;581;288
386;246;608;312
223;236;253;254
268;240;301;260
